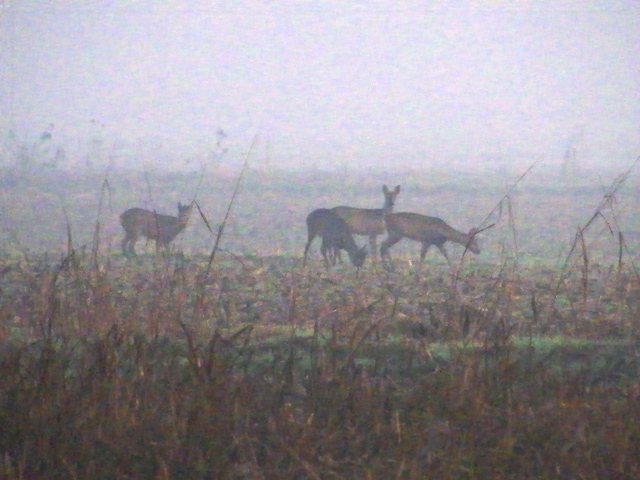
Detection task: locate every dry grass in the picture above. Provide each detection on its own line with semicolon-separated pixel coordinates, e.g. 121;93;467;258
1;163;640;478
0;249;639;479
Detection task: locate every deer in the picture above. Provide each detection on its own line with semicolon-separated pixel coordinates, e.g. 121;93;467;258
120;202;193;256
303;208;367;269
380;212;480;266
330;184;401;262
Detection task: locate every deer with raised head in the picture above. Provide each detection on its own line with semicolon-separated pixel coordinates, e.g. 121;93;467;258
330;184;400;261
380;212;479;265
120;202;193;255
303;208;367;269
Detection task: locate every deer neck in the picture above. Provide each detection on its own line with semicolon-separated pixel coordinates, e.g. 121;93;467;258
382;197;395;216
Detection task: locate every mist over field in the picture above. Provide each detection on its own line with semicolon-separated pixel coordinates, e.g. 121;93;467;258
1;0;639;263
1;1;639;172
3;5;640;475
0;163;638;270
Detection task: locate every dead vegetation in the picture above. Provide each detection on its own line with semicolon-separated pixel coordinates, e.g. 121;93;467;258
0;247;639;478
1;160;640;477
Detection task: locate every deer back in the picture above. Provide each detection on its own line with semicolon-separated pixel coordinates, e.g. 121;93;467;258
330;206;385;236
387;212;479;252
331;184;400;236
120;202;192;243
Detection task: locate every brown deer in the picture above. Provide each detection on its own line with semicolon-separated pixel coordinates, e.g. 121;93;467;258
380;212;479;265
120;202;193;255
303;208;367;269
331;184;400;261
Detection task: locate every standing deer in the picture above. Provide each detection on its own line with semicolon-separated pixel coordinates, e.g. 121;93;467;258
303;208;367;269
120;202;193;255
380;212;479;265
330;184;401;261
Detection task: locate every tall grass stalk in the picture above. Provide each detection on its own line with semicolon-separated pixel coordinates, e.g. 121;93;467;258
1;159;640;477
204;135;258;278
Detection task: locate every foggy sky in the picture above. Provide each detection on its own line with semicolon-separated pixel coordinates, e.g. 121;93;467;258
1;1;639;169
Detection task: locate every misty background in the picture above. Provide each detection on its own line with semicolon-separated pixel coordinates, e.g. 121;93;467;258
1;0;639;173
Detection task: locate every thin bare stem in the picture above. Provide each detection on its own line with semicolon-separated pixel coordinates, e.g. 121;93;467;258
92;177;111;269
452;156;541;289
550;155;640;305
205;135;258;278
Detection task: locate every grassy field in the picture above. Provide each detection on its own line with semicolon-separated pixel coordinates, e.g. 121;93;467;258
0;163;639;478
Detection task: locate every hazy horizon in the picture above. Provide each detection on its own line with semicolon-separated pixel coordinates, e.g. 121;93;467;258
1;1;639;171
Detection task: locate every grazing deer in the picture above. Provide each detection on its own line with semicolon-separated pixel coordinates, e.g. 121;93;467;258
380;212;479;265
303;208;367;269
120;202;193;255
331;184;401;261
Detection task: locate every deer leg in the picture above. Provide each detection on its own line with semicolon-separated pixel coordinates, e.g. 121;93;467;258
121;236;130;255
125;235;138;256
320;240;331;269
331;248;339;266
328;242;342;264
436;244;452;266
420;242;431;262
380;233;402;260
380;234;400;271
369;235;378;261
303;233;316;267
158;240;171;257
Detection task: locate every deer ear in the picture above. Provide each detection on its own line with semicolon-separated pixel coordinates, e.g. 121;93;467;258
394;185;400;194
383;185;389;194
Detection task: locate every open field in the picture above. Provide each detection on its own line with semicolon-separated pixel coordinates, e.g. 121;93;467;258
1;164;640;478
